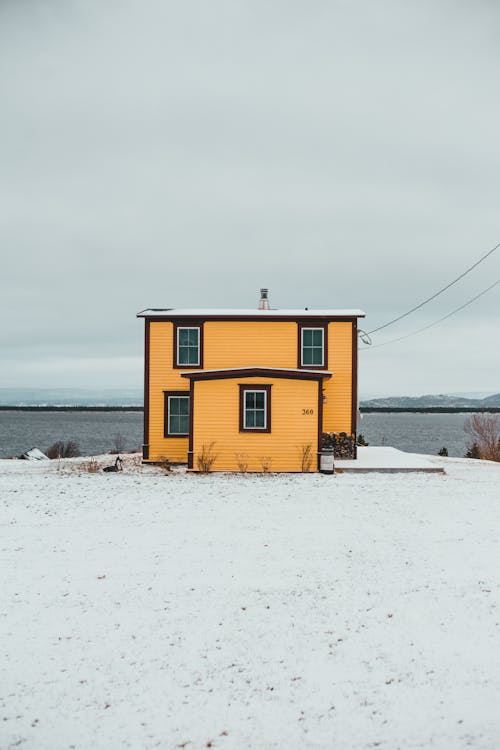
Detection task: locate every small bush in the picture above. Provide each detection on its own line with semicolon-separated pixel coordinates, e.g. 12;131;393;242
438;447;448;457
260;455;272;473
465;442;481;459
82;458;99;473
464;414;500;462
235;452;249;473
357;433;369;447
46;440;81;459
298;443;313;472
197;442;218;473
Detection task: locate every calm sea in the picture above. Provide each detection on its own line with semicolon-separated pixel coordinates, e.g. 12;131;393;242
0;410;473;459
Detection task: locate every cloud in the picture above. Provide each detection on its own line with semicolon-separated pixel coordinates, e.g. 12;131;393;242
0;0;499;393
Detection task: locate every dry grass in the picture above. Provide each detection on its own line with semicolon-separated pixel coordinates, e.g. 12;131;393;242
196;442;218;473
298;443;313;472
259;456;272;473
235;452;249;473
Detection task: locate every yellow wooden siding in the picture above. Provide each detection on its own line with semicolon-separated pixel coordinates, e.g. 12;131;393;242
148;322;189;462
204;321;297;368
323;322;353;434
146;319;354;463
192;376;319;472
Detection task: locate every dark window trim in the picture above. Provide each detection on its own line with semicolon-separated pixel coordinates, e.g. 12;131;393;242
297;322;328;370
239;384;272;433
173;321;204;369
164;390;191;437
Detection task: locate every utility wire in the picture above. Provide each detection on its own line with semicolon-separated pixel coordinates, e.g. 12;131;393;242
360;278;499;351
366;241;500;335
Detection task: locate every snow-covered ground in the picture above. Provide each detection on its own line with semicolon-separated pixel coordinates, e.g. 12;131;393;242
1;454;499;750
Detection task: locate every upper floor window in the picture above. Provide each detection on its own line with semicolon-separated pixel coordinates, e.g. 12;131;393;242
300;327;325;367
176;326;200;366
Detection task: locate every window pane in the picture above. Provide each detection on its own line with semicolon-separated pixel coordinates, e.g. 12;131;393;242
188;328;198;346
246;410;255;427
179;415;189;433
255;392;265;409
246;392;255;409
312;329;323;346
178;397;189;415
169;414;180;433
310;348;323;365
255;410;265;428
302;348;313;365
177;346;187;364
178;329;190;346
187;347;199;365
302;329;313;346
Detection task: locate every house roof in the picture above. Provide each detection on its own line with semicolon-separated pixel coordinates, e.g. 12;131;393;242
137;308;365;319
180;367;332;381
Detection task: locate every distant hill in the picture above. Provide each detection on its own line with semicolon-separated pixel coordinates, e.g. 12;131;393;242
0;388;143;407
361;393;500;408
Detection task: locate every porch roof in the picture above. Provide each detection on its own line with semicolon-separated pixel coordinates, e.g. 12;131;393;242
180;367;332;381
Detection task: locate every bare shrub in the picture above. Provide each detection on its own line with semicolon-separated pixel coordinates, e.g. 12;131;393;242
465;442;481;459
298;443;313;472
438;446;448;457
46;440;81;459
81;458;99;473
113;432;126;452
196;442;218;473
235;452;249;473
157;455;172;473
260;455;272;473
464;413;500;462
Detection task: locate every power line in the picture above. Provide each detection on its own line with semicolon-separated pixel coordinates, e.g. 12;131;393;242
366;240;500;335
360;278;499;351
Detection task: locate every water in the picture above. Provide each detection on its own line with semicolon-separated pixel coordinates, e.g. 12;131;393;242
0;410;473;459
0;411;143;459
359;412;471;457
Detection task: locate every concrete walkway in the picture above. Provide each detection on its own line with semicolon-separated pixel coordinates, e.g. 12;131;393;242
335;446;444;473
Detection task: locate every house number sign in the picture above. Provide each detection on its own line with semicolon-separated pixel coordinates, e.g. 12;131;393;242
302;408;314;415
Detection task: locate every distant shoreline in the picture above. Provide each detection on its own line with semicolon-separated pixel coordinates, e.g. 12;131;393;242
0;406;143;412
1;405;499;414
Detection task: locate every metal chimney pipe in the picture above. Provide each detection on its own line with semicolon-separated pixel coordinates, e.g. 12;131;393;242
258;288;270;310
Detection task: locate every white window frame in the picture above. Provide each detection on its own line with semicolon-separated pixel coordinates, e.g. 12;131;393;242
301;327;324;367
243;389;267;430
176;326;200;367
168;395;190;436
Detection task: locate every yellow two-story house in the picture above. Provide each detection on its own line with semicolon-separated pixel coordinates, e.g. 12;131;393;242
138;290;365;472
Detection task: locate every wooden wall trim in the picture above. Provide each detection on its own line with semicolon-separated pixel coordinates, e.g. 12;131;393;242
142;319;150;460
351;319;358;457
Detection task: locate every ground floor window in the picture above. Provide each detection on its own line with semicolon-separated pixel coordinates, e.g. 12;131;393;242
239;384;271;432
164;391;190;437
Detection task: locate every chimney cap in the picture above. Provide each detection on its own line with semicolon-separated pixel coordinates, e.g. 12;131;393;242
258;288;270;310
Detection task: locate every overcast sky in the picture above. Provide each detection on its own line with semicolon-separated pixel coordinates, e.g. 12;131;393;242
1;0;499;397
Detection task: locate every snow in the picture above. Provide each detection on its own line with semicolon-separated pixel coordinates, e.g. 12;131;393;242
1;455;500;749
137;308;366;318
336;446;444;472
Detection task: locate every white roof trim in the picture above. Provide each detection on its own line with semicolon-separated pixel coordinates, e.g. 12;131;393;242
137;308;365;318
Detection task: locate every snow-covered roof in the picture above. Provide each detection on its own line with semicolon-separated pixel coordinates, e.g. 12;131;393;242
137;308;365;318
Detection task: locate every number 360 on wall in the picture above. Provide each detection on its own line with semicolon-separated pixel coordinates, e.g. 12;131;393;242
302;408;314;415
